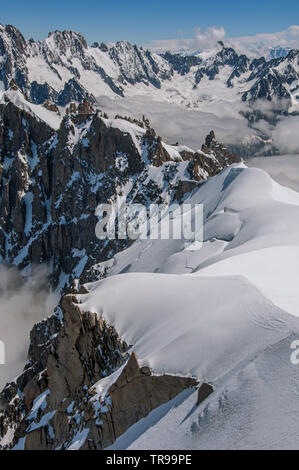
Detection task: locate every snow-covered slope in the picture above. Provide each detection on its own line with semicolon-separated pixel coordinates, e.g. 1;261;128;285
89;164;299;316
2;163;299;450
109;330;299;450
75;164;299;449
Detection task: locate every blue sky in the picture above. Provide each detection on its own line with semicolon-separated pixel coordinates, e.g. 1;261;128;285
1;0;299;45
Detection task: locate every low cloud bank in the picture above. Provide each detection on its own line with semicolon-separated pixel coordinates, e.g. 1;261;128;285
147;24;299;57
272;116;299;154
99;95;299;156
98;95;252;150
248;155;299;193
0;265;58;390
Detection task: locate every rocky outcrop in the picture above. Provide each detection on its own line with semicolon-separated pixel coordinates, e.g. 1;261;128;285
0;294;198;450
196;131;239;177
43;101;60;114
197;383;214;406
103;353;197;443
57;79;96;107
175;180;198;201
109;41;172;88
161;51;202;75
0;310;62;447
179;131;239;194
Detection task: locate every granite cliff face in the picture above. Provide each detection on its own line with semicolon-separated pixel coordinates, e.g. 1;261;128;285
0;293;198;450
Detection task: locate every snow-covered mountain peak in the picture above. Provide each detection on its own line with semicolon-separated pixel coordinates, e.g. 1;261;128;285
45;29;88;58
1;20;299;139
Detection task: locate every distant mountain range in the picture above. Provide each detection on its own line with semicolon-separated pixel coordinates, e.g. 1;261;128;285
1;23;299;121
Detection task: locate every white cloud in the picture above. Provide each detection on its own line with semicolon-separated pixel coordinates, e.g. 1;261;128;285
147;26;227;54
272;115;299;154
97;95;252;150
193;26;226;51
227;25;299;57
289;25;299;35
0;265;57;389
146;25;299;57
247;155;299;193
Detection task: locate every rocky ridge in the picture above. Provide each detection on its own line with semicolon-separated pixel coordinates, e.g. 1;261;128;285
0;292;198;450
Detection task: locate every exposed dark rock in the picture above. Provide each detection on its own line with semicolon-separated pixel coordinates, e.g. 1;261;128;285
57;78;95;107
161;51;202;75
109;40;173;88
43;100;60;114
197;382;214;406
77;99;94;114
175;180;199;201
205;130;216;148
99;42;108;52
0;295;197;450
30;81;58;105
